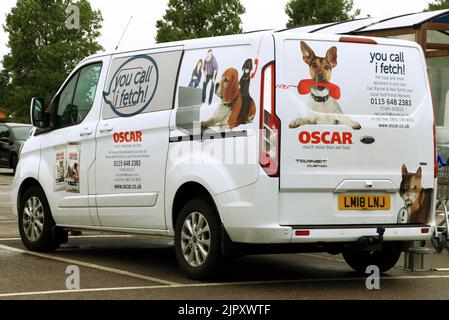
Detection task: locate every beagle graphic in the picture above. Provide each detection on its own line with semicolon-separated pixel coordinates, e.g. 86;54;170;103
202;67;256;130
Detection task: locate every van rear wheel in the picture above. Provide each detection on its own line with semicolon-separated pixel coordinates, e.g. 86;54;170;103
343;244;401;274
18;186;66;252
174;197;221;280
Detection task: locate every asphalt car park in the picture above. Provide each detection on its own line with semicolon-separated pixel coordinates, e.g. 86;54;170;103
1;168;449;300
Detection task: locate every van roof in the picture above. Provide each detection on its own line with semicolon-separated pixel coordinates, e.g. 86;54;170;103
80;29;422;64
81;30;274;63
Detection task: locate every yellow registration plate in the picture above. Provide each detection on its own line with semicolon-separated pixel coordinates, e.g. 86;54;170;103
338;195;391;211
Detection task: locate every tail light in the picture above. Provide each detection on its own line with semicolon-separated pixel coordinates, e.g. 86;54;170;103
259;62;280;177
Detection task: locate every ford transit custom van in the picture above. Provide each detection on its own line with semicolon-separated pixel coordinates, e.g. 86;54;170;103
12;31;436;279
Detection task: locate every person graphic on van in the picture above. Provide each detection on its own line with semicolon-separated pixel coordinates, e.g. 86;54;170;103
202;49;218;105
238;59;253;124
188;59;203;88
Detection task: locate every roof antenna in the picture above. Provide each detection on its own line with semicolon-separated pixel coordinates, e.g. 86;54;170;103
115;16;133;51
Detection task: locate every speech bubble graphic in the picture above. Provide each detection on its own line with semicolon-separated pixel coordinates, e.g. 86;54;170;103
103;55;159;118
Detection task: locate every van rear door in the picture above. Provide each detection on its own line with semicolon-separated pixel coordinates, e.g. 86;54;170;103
274;33;435;226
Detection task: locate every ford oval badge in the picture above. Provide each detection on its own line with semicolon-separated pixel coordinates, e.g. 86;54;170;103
360;136;375;145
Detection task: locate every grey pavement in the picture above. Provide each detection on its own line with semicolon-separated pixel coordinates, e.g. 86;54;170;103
1;168;449;300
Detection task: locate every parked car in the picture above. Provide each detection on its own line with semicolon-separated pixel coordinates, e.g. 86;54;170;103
12;31;436;279
0;123;32;173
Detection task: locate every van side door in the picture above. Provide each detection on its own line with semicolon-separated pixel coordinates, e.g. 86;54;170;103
38;55;111;227
94;48;183;230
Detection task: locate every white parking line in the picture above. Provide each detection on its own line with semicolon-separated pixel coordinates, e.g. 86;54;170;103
0;244;180;286
0;220;16;224
0;235;136;241
2;273;449;298
299;253;345;263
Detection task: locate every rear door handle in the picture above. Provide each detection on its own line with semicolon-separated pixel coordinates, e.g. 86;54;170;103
99;123;113;133
80;127;93;136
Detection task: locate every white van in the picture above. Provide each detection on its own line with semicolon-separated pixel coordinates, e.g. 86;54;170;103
12;31;436;279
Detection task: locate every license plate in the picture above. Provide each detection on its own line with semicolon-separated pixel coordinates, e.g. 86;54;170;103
338;195;391;210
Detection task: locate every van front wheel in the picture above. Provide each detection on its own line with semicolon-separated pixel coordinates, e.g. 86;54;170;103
174;197;221;280
18;186;64;252
343;245;401;274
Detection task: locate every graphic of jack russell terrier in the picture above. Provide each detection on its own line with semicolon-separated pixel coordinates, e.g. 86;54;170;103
289;41;361;130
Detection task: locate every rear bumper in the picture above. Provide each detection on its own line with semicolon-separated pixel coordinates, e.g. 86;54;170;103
289;225;433;243
225;225;434;244
215;173;436;245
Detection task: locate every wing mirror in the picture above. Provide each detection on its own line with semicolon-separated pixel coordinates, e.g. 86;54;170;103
30;97;49;129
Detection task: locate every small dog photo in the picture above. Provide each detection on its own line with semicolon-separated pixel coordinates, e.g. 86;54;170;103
289;41;361;130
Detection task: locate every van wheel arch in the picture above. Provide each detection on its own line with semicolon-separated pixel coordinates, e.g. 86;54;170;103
18;178;43;212
172;182;220;229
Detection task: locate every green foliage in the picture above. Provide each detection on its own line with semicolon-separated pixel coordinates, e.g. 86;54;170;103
425;0;449;11
285;0;361;28
156;0;245;43
0;0;103;123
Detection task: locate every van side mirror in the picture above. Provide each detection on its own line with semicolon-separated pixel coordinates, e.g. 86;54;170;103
30;97;49;129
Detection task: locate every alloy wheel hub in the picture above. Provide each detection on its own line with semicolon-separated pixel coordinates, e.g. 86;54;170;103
180;212;211;267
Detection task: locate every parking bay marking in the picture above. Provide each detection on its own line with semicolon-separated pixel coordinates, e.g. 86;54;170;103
3;273;449;298
0;244;180;286
1;239;447;298
0;234;137;241
299;253;345;263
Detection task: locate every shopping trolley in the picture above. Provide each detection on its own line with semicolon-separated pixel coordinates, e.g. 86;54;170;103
433;154;449;252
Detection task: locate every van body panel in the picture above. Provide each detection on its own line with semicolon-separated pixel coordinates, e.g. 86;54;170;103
10;130;41;218
95;109;171;229
215;172;288;243
273;33;435;226
13;31;436;254
36;55;111;226
165;36;273;228
94;48;183;229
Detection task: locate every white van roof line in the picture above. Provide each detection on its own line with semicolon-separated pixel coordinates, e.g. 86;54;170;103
80;28;421;65
80;30;274;63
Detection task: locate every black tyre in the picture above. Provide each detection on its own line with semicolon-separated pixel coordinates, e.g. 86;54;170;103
174;197;221;280
343;244;402;274
432;235;444;253
18;186;64;252
10;154;17;174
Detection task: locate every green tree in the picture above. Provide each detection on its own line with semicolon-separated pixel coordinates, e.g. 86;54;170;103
425;0;449;11
156;0;245;43
285;0;361;28
1;0;103;122
0;70;9;106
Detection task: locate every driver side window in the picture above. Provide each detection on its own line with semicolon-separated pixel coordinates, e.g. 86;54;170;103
55;62;102;129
